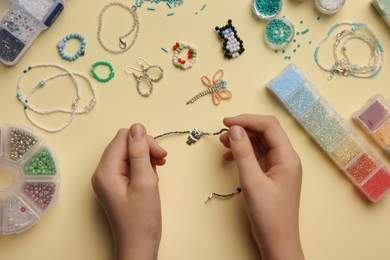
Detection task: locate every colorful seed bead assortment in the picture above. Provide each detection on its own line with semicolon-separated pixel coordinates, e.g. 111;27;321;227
91;61;115;83
8;128;38;162
252;0;282;20
2;6;43;43
57;33;86;61
354;95;390;155
215;19;245;59
267;64;390;202
0;125;59;235
23;148;57;176
172;42;197;70
0;0;64;66
264;17;295;49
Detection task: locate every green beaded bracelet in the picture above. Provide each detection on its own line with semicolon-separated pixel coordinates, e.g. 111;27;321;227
91;61;115;83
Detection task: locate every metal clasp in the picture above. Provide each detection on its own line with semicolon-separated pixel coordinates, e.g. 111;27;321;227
119;38;127;49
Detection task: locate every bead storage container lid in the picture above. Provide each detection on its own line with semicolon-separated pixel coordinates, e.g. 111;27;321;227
264;17;295;49
314;0;346;15
0;125;60;235
252;0;283;20
0;0;65;66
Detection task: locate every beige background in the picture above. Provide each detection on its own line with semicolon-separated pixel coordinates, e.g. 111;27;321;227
1;0;390;259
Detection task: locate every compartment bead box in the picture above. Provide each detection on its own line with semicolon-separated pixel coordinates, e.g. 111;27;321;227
267;64;390;202
0;125;60;235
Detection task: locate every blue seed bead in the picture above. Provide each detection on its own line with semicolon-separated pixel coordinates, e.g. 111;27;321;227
255;0;281;16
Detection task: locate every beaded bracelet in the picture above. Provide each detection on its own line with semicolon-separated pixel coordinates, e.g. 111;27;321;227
314;22;384;80
57;33;86;61
172;42;197;70
154;128;241;202
91;61;115;83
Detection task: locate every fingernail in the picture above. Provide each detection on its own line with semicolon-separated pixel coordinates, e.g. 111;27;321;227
228;126;244;141
130;124;145;140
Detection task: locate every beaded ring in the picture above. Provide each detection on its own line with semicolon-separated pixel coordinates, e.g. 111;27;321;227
91;61;115;83
57;33;86;61
172;42;197;70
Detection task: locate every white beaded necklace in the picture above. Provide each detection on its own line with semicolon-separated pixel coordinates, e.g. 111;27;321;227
97;3;140;54
17;64;97;133
314;22;384;80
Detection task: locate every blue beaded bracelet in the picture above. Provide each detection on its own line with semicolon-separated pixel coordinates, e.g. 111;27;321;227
57;33;86;61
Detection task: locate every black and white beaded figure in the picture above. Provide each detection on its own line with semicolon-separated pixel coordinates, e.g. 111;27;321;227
215;19;245;59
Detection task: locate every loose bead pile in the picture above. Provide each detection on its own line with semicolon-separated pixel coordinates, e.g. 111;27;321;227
23;148;57;176
57;33;86;61
172;42;197;70
91;61;115;83
215;20;245;59
8;128;38;161
22;182;57;211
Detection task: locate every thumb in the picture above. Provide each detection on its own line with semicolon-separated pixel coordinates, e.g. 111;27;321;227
128;124;156;184
228;126;265;188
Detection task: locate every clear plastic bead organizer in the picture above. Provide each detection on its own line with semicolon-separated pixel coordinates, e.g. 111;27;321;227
0;125;60;235
0;0;65;66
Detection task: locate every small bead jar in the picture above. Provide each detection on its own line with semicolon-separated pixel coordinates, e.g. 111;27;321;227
264;17;295;49
252;0;283;20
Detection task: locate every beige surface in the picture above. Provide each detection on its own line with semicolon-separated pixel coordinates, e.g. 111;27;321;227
1;0;390;259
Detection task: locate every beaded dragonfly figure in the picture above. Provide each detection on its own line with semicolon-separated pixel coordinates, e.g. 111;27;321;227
186;69;232;106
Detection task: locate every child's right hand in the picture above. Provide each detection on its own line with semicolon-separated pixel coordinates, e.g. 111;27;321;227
220;114;305;260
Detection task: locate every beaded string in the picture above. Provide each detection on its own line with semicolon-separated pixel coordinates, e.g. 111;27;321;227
154;127;241;202
205;188;242;203
16;64;97;133
154;128;228;145
97;3;140;54
314;22;384;80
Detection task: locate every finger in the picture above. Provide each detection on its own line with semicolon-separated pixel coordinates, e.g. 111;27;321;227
99;128;130;172
222;150;234;161
219;132;231;148
147;135;168;162
224;115;296;165
128;124;157;184
228;126;266;188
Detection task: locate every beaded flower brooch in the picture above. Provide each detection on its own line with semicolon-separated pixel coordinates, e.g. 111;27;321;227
186;69;232;106
215;19;244;59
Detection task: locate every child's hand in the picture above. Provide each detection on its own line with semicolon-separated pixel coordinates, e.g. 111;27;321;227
92;124;167;260
220;114;304;260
